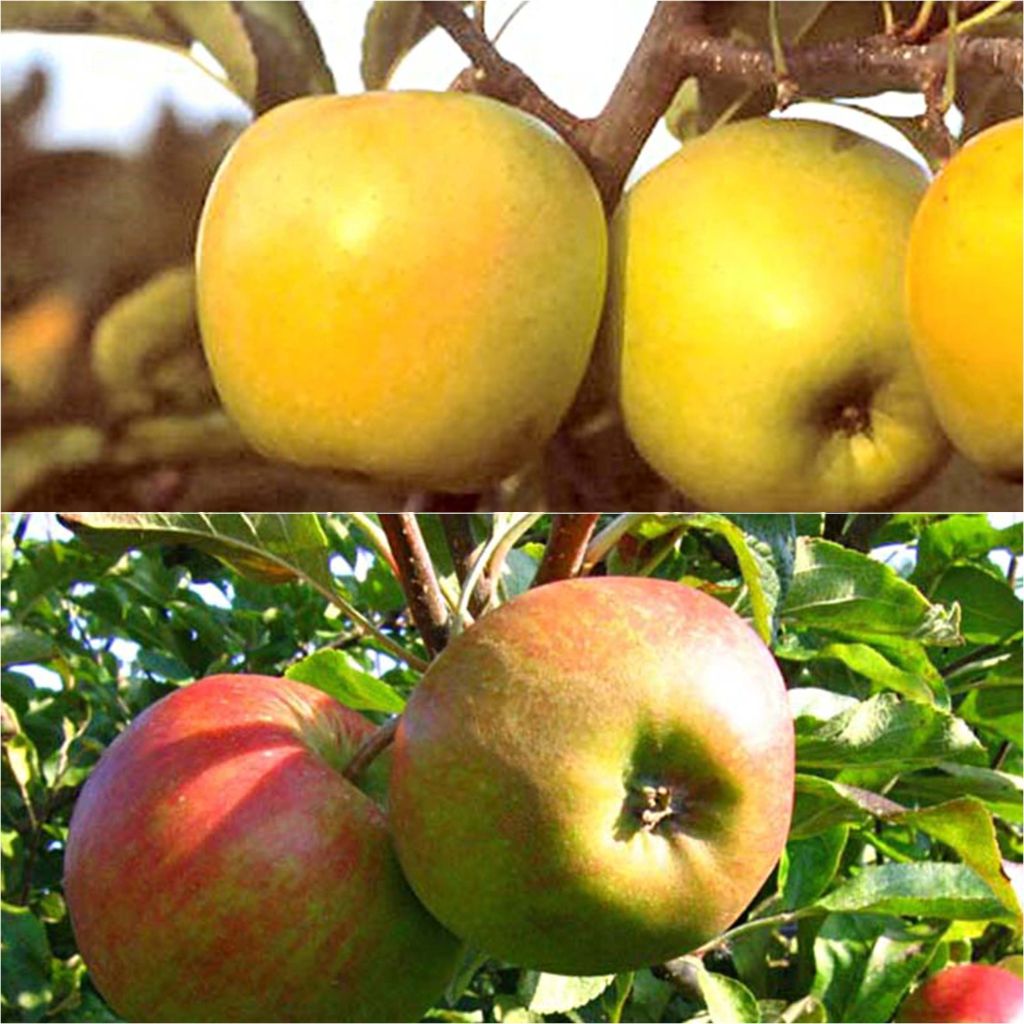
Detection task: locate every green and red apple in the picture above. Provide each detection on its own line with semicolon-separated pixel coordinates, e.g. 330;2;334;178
64;674;460;1022
896;963;1024;1023
389;576;795;975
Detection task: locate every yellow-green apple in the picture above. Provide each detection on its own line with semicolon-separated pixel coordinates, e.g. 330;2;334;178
64;675;461;1022
895;963;1024;1023
388;576;795;975
611;117;948;510
196;90;607;492
905;117;1023;479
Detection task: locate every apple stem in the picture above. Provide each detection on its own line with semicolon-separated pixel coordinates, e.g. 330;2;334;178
342;718;400;784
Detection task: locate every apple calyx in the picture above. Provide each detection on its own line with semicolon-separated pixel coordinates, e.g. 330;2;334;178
819;377;878;438
625;779;686;835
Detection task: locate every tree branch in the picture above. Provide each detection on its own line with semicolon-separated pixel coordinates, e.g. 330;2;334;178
666;32;1021;101
440;513;492;616
379;514;449;657
576;2;706;206
534;514;602;587
341;718;399;784
424;0;1021;214
423;1;584;149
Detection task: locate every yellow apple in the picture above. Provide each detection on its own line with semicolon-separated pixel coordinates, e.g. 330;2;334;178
196;91;606;492
612;117;949;510
905;117;1023;480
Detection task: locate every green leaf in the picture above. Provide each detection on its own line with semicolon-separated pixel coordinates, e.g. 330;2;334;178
791;774;903;839
628;969;675;1022
3;426;105;510
160;3;257;104
812;914;945;1024
235;1;336;111
691;958;761;1024
819;862;1007;921
90;265;201;417
779;995;828;1022
0;626;57;667
929;564;1023;644
688;513;782;643
0;1;188;43
518;972;615;1014
795;693;986;770
913;514;1022;588
892;763;1023;825
61;512;331;589
361;1;457;90
897;797;1022;924
782;539;961;645
444;945;489;1005
1;901;53;1021
783;637;943;706
958;684;1023;745
780;827;849;910
285;649;405;714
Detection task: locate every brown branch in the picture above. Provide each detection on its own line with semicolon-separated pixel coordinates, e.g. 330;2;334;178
576;2;706;207
423;1;584;149
341;718;399;783
378;514;449;657
440;513;492;616
425;0;1021;215
533;514;602;587
665;32;1022;101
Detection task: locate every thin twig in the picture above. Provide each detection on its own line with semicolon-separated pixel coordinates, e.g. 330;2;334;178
441;514;492;616
423;2;583;148
582;513;649;574
341;718;399;783
534;514;602;587
379;514;449;657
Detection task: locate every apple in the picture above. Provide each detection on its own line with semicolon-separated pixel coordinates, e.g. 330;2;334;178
196;90;607;492
610;117;948;510
1000;956;1024;980
895;963;1024;1023
64;674;461;1022
905;117;1023;479
388;576;795;975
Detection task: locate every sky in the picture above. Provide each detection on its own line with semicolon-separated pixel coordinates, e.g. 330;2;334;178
0;0;961;186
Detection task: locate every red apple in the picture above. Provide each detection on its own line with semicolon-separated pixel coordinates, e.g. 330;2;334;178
64;674;461;1022
389;576;795;974
896;964;1024;1023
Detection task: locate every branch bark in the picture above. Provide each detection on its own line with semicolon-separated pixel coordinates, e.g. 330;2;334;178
423;1;583;147
534;514;602;587
576;2;706;206
425;0;1021;212
379;513;449;657
440;513;492;615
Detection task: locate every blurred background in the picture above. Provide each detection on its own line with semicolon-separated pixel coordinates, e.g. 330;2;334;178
2;0;1021;510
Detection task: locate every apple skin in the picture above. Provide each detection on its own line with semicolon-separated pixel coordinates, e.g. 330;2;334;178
611;117;948;510
895;964;1024;1023
388;576;795;975
905;117;1023;479
196;90;607;492
64;675;461;1023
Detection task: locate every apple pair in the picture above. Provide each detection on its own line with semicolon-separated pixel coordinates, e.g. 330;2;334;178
65;577;796;1021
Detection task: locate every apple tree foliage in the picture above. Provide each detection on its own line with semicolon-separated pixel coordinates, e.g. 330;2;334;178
2;0;1022;510
2;511;1021;1023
